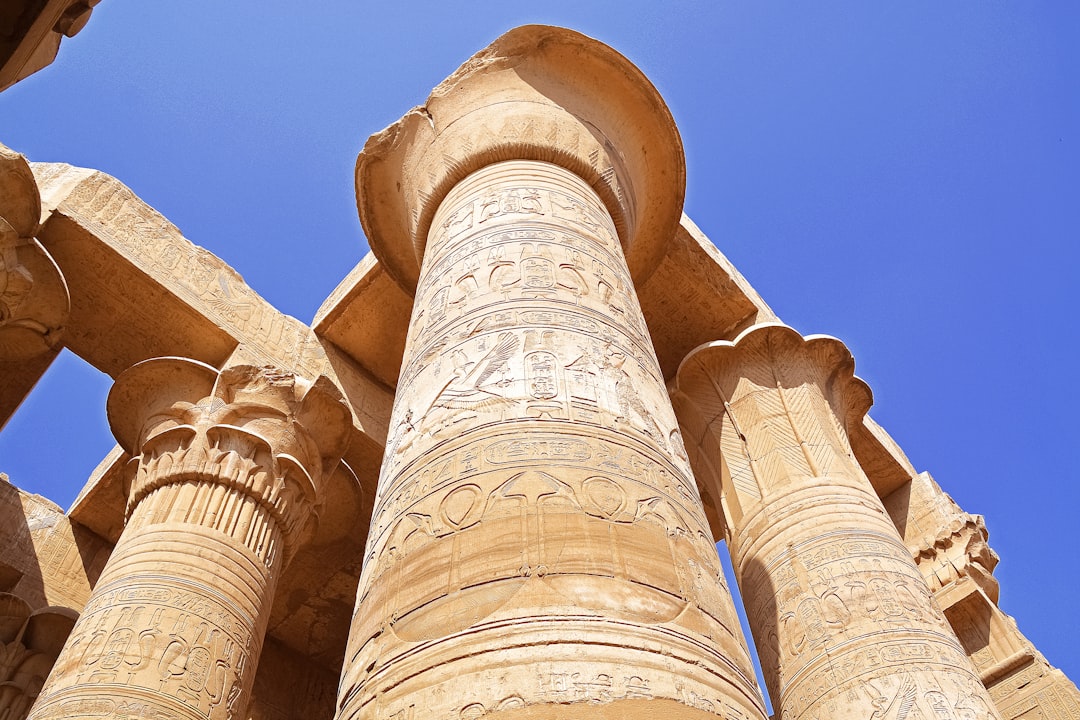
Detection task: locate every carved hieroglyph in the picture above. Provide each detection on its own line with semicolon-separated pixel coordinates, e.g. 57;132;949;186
674;324;1000;720
335;25;768;720
0;593;77;720
884;473;1080;720
339;159;766;719
27;360;350;720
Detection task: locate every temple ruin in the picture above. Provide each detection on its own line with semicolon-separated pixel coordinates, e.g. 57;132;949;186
1;19;1077;720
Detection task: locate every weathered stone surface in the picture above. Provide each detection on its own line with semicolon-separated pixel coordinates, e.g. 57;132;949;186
0;143;69;429
337;26;766;720
20;162;388;678
0;476;106;720
0;0;99;92
0;19;1072;720
675;324;999;720
0;592;77;720
0;476;108;614
886;473;1080;720
27;360;351;720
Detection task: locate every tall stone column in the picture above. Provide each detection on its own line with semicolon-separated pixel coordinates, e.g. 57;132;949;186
336;26;767;720
27;359;350;720
674;324;1000;720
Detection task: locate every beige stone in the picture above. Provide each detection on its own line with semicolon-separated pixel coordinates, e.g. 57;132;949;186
0;593;77;718
0;477;108;718
0;144;69;429
674;323;998;720
27;360;351;720
886;473;1080;720
0;0;100;92
336;26;767;719
0;20;1073;720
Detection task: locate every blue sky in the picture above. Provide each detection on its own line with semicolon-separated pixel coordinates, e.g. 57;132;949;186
1;2;1076;696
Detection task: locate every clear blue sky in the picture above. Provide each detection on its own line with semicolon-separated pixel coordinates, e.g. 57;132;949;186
1;1;1076;696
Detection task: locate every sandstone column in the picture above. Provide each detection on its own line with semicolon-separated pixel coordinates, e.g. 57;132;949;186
336;26;767;720
27;359;350;720
1;142;70;427
674;324;1000;720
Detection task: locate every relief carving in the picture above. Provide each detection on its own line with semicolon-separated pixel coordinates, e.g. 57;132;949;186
0;595;76;720
339;157;765;719
675;324;999;720
27;361;350;720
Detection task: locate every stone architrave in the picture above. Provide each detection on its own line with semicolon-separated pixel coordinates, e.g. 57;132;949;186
674;323;1000;720
26;359;351;720
335;26;768;720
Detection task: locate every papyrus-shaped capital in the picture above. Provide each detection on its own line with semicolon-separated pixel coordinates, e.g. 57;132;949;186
356;25;685;293
107;357;352;562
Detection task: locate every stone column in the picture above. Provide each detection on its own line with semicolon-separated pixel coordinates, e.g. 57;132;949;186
674;324;1000;720
336;26;767;720
0;142;70;427
27;359;350;720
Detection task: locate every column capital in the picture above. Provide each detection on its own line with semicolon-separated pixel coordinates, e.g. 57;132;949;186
106;357;352;562
673;324;997;720
356;24;685;294
676;322;873;436
0;142;69;361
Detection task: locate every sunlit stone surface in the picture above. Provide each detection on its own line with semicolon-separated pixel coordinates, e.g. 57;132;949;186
0;21;1076;720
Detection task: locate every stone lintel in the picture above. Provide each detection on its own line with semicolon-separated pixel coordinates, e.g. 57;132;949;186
313;252;412;389
852;413;920;497
884;472;1080;718
883;471;1000;601
27;159;390;478
0;349;58;430
0;476;110;613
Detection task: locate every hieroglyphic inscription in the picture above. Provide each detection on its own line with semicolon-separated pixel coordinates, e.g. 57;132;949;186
37;576;251;719
32;544;259;720
337;161;767;720
28;363;348;720
676;326;1000;720
37;168;328;377
742;530;985;719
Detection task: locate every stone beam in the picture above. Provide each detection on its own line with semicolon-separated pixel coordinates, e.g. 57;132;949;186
29;159;390;488
19;161;388;676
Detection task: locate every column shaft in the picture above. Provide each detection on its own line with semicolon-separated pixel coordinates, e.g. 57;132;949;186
31;489;277;720
676;325;1001;720
28;361;348;720
337;161;766;719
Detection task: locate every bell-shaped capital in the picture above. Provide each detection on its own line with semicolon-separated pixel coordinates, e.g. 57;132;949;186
357;25;685;293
